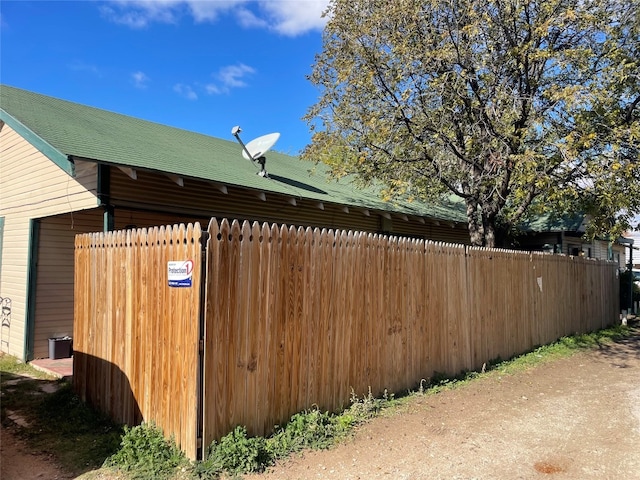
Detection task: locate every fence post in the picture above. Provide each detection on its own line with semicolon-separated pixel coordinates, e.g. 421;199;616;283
196;229;209;461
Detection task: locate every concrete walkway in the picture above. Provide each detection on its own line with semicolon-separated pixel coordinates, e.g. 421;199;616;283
30;356;73;380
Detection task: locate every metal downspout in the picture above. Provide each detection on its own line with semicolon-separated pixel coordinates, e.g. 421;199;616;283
97;164;114;231
24;219;40;361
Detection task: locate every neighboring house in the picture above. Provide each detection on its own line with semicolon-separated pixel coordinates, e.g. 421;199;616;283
625;228;640;270
0;85;470;362
515;213;627;268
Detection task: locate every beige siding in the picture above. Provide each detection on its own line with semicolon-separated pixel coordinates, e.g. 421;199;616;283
587;240;607;261
31;209;216;358
0;216;30;358
584;240;625;267
0;124;98;359
611;244;625;268
32;213;103;358
0;127;98;217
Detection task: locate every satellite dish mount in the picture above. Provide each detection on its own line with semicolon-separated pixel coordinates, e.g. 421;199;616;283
231;126;280;178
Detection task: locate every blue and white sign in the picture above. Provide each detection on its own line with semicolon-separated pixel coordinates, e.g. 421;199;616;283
168;260;194;287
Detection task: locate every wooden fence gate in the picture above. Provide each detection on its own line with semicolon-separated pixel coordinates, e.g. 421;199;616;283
74;224;205;459
74;219;620;460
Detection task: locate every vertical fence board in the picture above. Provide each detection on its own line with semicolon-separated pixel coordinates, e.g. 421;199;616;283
304;228;318;409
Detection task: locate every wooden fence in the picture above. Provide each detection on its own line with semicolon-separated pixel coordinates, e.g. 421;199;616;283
74;218;619;460
74;224;204;459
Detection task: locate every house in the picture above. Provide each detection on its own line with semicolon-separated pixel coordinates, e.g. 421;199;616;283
0;85;470;362
515;213;627;268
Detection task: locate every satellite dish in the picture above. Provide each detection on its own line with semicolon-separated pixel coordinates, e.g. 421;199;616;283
231;126;280;178
242;133;280;161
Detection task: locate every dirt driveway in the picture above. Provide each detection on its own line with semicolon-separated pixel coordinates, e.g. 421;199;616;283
2;327;639;480
249;327;640;480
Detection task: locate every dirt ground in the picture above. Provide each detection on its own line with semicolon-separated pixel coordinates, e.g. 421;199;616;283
1;326;639;480
0;425;71;480
248;327;640;480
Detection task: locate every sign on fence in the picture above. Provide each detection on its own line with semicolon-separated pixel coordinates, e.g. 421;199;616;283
168;260;194;287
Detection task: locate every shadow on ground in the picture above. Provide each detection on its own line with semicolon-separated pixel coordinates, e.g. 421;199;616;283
589;322;640;368
0;369;123;477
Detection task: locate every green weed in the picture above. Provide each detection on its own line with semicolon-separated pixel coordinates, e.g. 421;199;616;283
348;387;395;419
195;409;350;478
267;408;339;458
105;422;187;479
209;425;269;474
195;405;364;478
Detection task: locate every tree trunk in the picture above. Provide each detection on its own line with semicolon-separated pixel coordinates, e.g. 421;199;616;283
483;223;496;248
466;198;498;248
466;200;485;247
469;223;485;247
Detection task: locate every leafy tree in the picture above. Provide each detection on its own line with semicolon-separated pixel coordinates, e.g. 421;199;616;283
304;0;639;247
563;3;640;240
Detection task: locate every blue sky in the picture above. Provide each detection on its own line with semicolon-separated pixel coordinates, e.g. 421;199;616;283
0;0;330;155
2;1;639;246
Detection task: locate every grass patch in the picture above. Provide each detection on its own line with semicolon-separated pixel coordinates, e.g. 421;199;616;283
0;353;56;380
492;324;632;375
0;353;123;475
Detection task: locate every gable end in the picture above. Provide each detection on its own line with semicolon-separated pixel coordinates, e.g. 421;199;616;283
0;113;75;177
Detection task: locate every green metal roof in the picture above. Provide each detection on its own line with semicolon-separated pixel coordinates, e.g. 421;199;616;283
0;84;466;223
519;212;586;233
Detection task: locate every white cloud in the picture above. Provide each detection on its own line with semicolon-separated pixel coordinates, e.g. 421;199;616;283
100;0;187;28
68;61;102;77
131;71;150;88
101;0;242;28
173;83;198;100
235;6;268;29
206;63;255;94
101;0;330;35
257;0;329;36
186;0;245;22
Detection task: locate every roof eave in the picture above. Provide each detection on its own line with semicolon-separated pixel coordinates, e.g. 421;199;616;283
72;156;466;225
